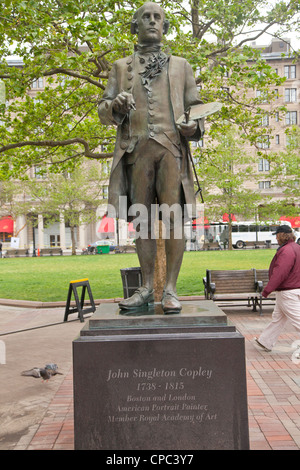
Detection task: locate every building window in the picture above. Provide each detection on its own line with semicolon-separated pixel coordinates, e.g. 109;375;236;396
102;186;108;199
221;87;230;100
275;135;280;144
285;111;297;125
260;114;269;126
275;112;279;122
259;181;271;189
221;65;229;77
257;135;270;149
50;235;60;247
191;138;204;148
58;76;66;86
256;90;268;102
102;161;111;176
258;158;270;172
31;78;44;89
284;65;296;79
285;88;297;102
34;166;46;179
286;134;296;147
195;66;201;78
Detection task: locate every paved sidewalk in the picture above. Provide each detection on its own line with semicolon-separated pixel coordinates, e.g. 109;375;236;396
1;301;300;450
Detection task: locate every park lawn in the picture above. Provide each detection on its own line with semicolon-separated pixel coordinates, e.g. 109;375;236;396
0;249;275;302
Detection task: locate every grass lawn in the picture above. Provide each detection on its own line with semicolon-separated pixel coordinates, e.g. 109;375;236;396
0;249;275;302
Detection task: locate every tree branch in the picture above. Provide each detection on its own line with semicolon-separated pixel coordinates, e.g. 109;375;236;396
43;68;106;88
234;20;279;49
0;138;113;160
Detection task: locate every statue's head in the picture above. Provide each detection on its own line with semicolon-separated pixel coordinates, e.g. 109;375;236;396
131;2;170;44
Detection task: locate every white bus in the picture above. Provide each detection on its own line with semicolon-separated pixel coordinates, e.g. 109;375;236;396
204;220;299;249
229;221;299;248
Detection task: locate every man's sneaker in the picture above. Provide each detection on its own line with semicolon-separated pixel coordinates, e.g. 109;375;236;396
254;337;272;352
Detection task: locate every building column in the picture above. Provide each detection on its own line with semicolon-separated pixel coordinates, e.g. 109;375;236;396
59;213;66;250
78;216;87;250
15;215;28;249
38;214;44;249
118;219;128;246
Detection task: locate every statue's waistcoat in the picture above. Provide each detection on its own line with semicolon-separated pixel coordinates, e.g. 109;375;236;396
121;52;181;160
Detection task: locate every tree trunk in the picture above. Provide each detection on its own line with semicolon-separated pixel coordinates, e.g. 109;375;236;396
191;0;201;37
228;222;233;250
70;225;76;255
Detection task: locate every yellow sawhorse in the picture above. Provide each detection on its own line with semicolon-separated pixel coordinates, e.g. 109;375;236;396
64;278;96;323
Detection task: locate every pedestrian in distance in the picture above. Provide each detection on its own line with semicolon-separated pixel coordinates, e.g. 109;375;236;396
255;225;300;352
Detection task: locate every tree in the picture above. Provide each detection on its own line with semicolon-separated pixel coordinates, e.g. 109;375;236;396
22;163;104;254
258;125;300;221
197;125;264;248
0;179;29;238
0;0;299;179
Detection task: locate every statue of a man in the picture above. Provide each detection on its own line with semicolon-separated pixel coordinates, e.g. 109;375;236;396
98;2;204;313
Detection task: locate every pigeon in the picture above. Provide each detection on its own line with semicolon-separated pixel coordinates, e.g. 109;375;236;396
21;367;51;381
44;363;63;377
21;364;63;381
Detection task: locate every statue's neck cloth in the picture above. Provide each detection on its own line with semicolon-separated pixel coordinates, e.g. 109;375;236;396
135;44;169;86
134;43;162;54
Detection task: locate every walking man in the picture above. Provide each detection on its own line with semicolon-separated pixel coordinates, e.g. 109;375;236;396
255;225;300;352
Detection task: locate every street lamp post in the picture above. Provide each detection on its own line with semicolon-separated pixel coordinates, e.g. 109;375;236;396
32;224;36;257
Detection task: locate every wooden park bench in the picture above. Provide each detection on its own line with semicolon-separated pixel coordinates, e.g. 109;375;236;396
40;247;63;256
203;269;263;315
4;248;29;258
244;241;268;249
202;241;221;251
119;245;136;253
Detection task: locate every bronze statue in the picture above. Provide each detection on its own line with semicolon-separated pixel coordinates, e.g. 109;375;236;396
98;2;204;313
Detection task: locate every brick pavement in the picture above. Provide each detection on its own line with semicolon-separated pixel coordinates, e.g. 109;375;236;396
22;308;300;451
1;302;300;450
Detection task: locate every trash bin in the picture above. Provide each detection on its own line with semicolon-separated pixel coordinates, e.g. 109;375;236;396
266;240;271;249
96;245;110;254
120;267;142;299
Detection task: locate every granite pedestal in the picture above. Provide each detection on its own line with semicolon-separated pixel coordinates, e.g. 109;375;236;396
73;301;249;450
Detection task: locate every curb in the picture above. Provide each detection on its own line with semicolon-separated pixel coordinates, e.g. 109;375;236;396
0;296;205;309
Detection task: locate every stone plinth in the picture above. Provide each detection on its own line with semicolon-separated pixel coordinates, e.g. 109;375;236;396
73;301;249;450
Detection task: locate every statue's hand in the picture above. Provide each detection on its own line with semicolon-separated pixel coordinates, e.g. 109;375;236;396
177;120;197;137
112;92;136;115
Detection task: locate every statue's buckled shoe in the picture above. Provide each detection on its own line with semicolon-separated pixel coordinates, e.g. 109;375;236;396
119;287;154;309
161;290;182;313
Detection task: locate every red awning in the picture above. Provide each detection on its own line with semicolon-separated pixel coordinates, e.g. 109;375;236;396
279;216;300;228
222;213;237;222
192;217;209;228
98;215;115;233
0;217;14;233
128;222;135;233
